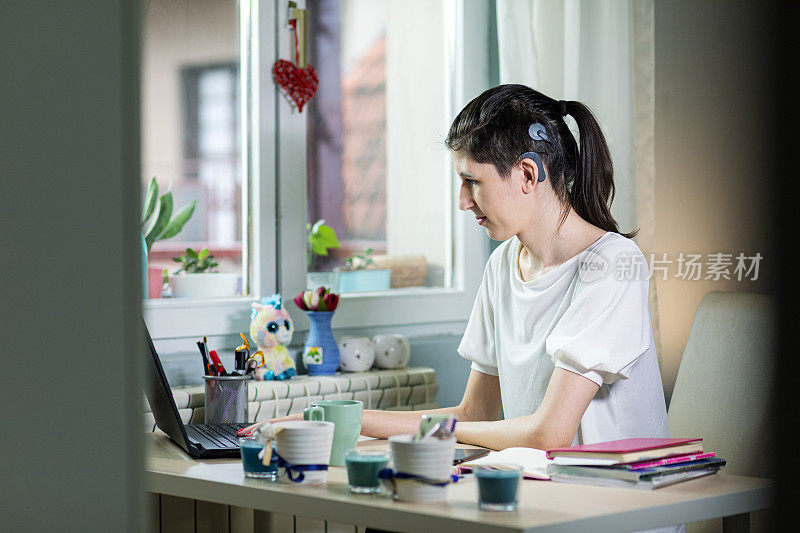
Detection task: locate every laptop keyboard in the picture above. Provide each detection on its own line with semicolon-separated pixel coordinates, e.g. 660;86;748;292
190;423;246;448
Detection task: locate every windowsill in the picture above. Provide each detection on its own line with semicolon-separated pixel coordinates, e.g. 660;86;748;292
142;286;473;341
143;295;252;309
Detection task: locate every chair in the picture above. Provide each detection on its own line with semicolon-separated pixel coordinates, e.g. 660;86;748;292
668;291;776;532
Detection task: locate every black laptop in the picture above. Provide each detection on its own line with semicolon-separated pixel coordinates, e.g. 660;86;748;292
143;320;248;458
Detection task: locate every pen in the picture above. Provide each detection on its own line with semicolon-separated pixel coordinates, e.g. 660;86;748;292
196;341;212;376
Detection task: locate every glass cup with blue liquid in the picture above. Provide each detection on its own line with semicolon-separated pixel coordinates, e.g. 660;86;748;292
474;464;523;511
239;435;279;480
344;448;390;494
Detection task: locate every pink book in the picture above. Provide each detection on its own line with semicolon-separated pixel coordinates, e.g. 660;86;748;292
546;438;704;463
624;452;717;470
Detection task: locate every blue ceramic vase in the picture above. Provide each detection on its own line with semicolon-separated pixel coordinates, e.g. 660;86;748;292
303;311;340;375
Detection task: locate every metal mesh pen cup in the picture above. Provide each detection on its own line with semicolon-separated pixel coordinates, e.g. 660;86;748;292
204;375;251;424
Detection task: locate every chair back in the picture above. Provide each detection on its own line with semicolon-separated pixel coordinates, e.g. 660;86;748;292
668;291;776;478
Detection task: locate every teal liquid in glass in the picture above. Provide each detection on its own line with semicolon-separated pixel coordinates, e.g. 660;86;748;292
475;468;521;506
240;440;278;478
345;454;389;491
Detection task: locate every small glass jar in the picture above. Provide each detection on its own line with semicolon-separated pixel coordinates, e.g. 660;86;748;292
239;435;279;480
344;448;390;494
474;464;523;511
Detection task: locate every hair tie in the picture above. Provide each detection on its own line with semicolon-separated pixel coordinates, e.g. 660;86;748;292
559;100;568;117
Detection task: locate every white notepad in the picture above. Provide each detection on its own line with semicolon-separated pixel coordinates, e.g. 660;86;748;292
460;447;551;480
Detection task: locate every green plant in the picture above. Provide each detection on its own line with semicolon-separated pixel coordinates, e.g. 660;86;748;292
343;247;376;270
172;247;219;274
141;177;198;252
306;219;340;270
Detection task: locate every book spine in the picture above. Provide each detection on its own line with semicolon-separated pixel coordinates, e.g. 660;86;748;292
625;452;717;470
639;459;726;480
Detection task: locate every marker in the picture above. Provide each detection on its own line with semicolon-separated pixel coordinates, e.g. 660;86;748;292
209;349;227;376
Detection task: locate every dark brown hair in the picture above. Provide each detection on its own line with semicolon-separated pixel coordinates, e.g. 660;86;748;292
445;84;637;238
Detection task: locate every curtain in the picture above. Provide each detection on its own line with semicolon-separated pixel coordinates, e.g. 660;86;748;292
495;0;662;363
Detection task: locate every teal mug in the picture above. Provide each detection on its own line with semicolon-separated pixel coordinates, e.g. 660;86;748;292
303;400;363;466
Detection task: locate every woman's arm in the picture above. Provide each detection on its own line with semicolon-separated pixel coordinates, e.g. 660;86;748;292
455;367;599;450
269;369;503;437
359;369;503;438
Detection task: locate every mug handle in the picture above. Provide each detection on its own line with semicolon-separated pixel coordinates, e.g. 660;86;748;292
303;405;324;421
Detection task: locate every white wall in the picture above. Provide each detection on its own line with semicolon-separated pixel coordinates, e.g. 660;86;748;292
654;0;776;402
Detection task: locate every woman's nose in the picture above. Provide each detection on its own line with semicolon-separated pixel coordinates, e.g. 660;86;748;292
458;183;474;211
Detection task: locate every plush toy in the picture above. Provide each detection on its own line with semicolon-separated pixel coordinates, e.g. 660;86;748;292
249;294;297;380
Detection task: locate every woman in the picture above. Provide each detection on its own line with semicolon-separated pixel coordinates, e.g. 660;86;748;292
281;84;669;451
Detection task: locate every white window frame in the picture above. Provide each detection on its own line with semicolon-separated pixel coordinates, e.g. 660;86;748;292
145;0;491;341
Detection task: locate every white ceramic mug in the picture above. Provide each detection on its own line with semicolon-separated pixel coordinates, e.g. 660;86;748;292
372;334;410;369
389;434;456;502
274;420;335;484
337;336;376;372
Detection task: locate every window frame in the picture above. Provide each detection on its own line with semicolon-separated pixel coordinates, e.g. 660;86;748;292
144;0;491;341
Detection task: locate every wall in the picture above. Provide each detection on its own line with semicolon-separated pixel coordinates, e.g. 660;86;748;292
0;1;143;529
654;0;776;403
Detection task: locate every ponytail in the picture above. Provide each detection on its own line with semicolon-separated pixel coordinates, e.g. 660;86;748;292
446;85;637;239
565;101;637;239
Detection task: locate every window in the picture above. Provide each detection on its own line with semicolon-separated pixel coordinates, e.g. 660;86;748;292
144;0;490;340
304;0;455;294
141;0;246;297
277;0;490;331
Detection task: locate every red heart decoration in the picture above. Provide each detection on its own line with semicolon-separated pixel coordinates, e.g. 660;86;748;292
272;59;319;112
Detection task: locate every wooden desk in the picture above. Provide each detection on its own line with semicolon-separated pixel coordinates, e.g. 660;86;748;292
145;433;772;533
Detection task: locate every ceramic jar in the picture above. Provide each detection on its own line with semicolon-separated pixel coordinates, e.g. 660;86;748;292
337;336;376;372
372;334;410;369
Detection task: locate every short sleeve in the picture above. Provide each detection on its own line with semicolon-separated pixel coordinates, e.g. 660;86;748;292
457;260;498;376
545;256;652;386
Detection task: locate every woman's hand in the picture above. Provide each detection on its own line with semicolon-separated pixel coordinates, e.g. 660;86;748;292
269;413;303;424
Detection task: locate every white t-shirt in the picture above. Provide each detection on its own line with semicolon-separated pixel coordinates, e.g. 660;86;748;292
458;231;670;445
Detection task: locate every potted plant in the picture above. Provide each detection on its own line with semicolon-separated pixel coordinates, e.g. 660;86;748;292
141;177;197;298
335;248;391;293
306;219;340;288
169;247;239;298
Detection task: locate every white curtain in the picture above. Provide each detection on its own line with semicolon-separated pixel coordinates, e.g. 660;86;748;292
496;0;662;361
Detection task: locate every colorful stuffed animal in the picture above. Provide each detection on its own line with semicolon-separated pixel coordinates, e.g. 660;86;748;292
249;294;297;380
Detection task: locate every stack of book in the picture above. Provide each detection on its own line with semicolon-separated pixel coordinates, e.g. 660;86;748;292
546;438;725;490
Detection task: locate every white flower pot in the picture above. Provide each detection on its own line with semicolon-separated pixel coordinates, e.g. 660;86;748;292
170;272;239;298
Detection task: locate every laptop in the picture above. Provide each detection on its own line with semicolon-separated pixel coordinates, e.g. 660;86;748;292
143;320;248;458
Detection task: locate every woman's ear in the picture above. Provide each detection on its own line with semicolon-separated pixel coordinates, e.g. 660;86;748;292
518;159;540;193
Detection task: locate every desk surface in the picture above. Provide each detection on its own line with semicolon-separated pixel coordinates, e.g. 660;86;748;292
145;433;772;533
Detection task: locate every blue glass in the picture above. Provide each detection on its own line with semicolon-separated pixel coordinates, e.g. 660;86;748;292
475;466;522;511
239;438;278;480
304;311;340;375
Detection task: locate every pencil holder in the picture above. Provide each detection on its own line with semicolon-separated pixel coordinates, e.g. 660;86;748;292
204;375;251;424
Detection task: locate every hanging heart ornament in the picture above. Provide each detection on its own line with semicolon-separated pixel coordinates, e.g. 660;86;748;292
272;59;319;113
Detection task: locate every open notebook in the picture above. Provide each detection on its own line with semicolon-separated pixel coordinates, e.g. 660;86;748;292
459;447;551;480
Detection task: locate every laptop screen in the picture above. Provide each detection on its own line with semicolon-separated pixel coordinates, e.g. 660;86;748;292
142;319;192;451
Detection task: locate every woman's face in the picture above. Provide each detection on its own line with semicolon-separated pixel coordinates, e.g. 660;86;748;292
452;152;527;241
